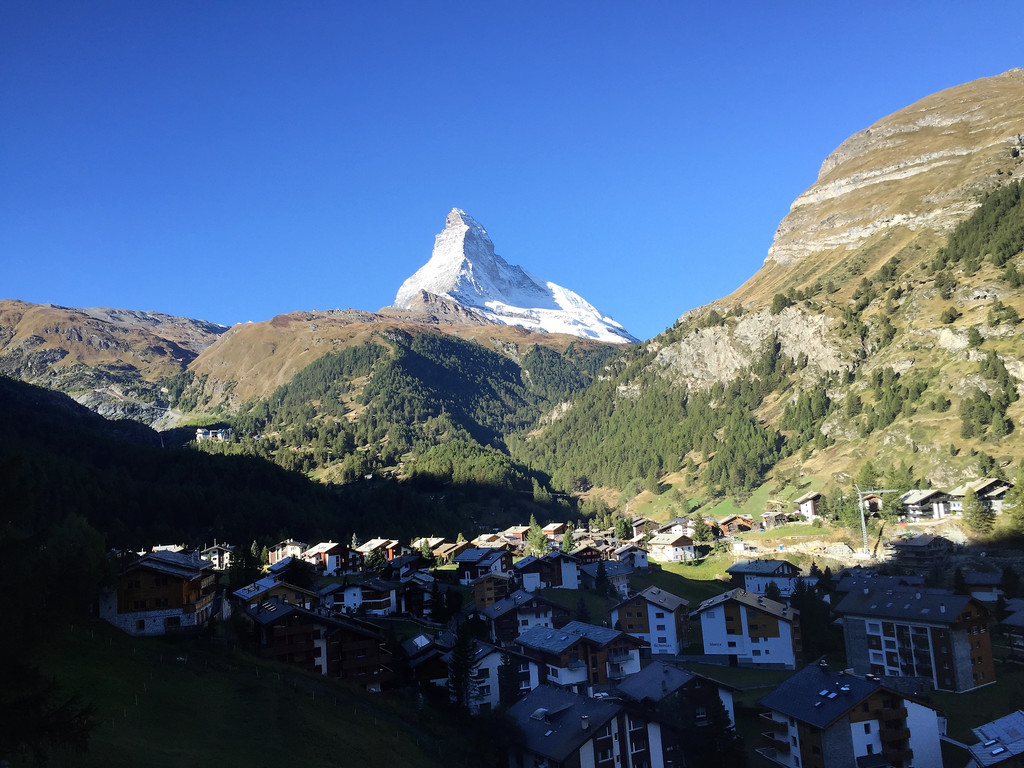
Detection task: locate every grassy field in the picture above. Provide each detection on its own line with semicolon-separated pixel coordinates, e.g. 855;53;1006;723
33;620;468;768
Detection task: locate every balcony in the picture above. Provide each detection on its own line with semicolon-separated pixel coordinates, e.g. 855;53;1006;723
882;726;911;741
874;706;908;721
760;733;789;753
759;713;788;733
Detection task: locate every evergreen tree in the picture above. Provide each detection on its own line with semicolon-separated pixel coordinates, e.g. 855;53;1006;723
613;516;631;542
364;546;386;572
497;651;522;709
594;559;611;599
576;595;592;623
691;515;713;543
448;621;479;713
953;567;968;595
561;522;576;553
1002;466;1024;534
764;581;782;602
962;487;992;533
1002;566;1021;599
526;514;547;556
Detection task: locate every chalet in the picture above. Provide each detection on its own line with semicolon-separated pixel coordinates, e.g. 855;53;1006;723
949;478;1015;515
611;586;689;655
886;533;955;571
756;660;942;768
647;532;695;563
356;538;406;562
453;547;513;585
232;575;319;610
298;542;361;575
268;538;306;565
471;571;512;609
384;553;429;581
718;515;753;535
501;525;530;543
512;555;545;592
515;621;646;696
793;490;822;520
476;589;571;645
726;559;803;597
244;598;394;692
613;544;649;571
568;544;603;566
512;550;583;590
201;542;234;571
900;489;951;520
100;550;218;636
835;585;995;692
581;560;633;598
692;589;802;669
340;578;399;616
967;709;1024;767
506;685;659;768
434;540;470;564
543;522;568;540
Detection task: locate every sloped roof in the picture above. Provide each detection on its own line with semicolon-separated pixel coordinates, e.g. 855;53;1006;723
968;709;1024;767
692;588;796;622
125;550;213;580
614;586;688;613
726;559;799;576
516;621;637;654
507;685;621;763
615;661;695;703
648;532;693;547
581;561;633;580
758;663;885;730
834;585;976;623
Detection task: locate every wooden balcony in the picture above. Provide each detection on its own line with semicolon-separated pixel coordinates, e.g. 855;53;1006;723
874;706;908;721
760;732;789;752
760;713;788;733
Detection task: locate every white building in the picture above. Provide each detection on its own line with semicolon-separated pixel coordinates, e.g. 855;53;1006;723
692;588;801;669
647;532;696;562
611;586;689;655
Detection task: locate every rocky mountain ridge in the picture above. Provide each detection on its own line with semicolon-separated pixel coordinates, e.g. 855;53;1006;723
394;208;638;344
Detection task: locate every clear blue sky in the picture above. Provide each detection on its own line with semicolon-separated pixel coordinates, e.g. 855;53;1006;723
2;2;1021;341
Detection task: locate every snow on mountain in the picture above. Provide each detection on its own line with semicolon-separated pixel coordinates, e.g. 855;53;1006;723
394;209;638;343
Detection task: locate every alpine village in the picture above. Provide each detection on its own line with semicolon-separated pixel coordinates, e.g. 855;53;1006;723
7;70;1024;768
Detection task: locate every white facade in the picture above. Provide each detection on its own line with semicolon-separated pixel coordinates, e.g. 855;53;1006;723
647;533;695;562
698;600;798;668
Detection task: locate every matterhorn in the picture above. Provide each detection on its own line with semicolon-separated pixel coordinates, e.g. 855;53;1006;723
394;209;637;343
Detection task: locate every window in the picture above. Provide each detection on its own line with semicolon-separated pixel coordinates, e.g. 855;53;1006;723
706;610;715;619
657;637;667;644
863;723;871;734
655;612;665;619
656;624;666;631
728;641;736;648
136;619;145;631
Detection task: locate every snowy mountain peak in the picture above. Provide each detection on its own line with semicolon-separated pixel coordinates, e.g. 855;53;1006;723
394;209;637;344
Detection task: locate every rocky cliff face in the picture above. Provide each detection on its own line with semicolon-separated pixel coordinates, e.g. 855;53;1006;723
394;208;638;343
0;300;226;424
765;69;1024;270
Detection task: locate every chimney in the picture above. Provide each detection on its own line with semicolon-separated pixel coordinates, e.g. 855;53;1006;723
581;715;589;731
940;603;946;614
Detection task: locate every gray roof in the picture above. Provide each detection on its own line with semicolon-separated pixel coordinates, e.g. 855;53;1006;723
614;586;688;613
580;561;633;579
968;709;1024;767
615;661;695;703
480;590;553;620
758;663;885;729
516;621;626;654
692;588;796;622
507;685;621;763
126;550;212;580
726;559;799;576
834;585;976;624
834;574;925;594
